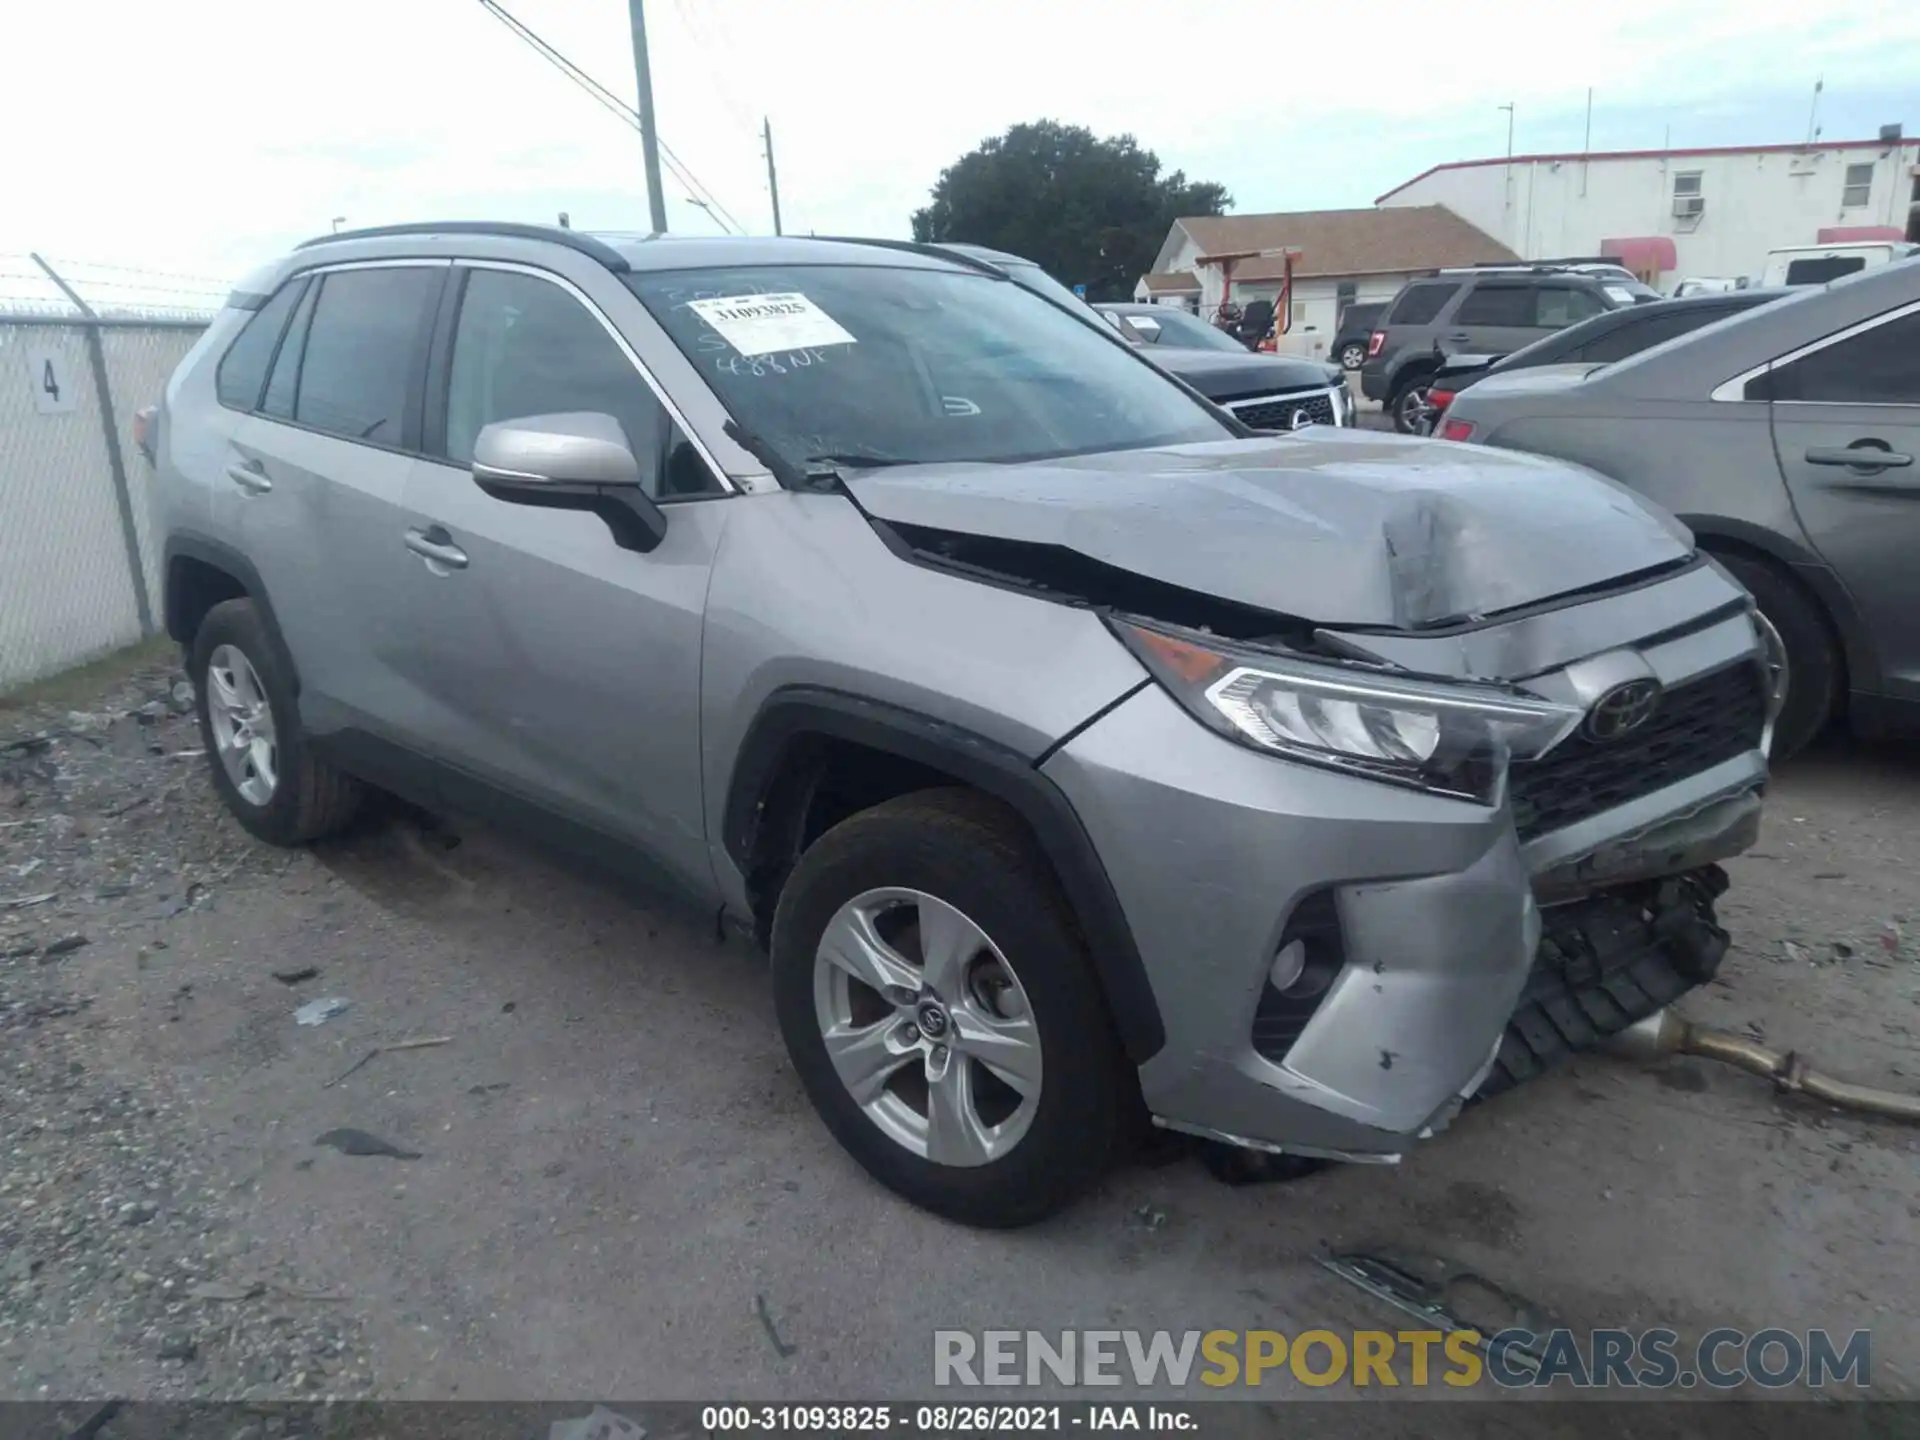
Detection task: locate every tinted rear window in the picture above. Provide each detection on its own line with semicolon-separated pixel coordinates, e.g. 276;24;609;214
1785;256;1866;286
293;268;440;445
1385;283;1457;326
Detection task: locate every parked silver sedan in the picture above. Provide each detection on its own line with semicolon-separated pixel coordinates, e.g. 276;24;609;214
1442;258;1920;757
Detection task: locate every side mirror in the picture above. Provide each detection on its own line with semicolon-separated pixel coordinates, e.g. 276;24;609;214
472;412;669;554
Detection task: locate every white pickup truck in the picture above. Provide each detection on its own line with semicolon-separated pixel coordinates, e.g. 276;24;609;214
1761;240;1919;287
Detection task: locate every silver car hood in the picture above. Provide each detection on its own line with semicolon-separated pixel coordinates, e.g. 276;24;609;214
844;431;1692;630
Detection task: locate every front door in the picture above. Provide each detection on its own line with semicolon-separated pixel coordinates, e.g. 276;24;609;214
392;265;733;893
1767;302;1920;701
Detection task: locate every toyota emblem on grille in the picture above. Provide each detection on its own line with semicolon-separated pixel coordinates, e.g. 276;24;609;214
1585;678;1662;741
1288;407;1314;431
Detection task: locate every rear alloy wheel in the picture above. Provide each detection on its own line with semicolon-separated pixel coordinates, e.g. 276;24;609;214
191;598;363;845
1391;375;1433;434
1338;342;1367;371
772;789;1124;1227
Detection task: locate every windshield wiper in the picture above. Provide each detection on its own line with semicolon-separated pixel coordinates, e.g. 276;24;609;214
803;451;912;472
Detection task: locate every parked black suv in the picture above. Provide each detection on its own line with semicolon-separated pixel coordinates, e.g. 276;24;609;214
1331;301;1386;371
1361;261;1659;431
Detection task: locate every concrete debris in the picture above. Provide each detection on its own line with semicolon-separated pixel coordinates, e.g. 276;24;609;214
271;965;320;985
156;1333;199;1362
38;934;89;963
293;997;350;1027
313;1128;422;1160
2;892;56;910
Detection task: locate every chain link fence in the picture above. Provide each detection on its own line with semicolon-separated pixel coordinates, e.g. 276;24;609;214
1;253;222;690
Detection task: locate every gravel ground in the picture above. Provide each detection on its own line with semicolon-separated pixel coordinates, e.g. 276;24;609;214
2;647;1916;1412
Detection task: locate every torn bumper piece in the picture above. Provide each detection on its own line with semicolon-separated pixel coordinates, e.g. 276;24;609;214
1041;680;1760;1161
1041;684;1539;1161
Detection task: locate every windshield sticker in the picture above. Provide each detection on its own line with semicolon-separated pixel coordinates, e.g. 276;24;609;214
687;293;857;357
1602;285;1638;305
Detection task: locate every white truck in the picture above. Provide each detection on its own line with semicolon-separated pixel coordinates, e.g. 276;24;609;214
1760;241;1919;287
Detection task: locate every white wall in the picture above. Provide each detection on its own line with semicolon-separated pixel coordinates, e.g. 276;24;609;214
1382;143;1920;282
0;319;203;689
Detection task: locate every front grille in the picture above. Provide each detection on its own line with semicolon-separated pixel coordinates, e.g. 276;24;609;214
1233;391;1336;430
1509;663;1766;841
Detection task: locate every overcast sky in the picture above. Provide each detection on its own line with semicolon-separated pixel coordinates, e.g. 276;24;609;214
2;0;1915;297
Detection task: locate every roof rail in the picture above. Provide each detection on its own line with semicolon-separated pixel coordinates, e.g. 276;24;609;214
1444;256;1627;273
294;221;633;272
810;236;1012;277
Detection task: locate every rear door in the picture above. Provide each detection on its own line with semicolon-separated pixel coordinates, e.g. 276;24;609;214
231;261;446;735
1765;300;1920;700
392;263;733;890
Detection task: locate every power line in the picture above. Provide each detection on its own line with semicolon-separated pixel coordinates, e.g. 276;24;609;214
474;0;747;234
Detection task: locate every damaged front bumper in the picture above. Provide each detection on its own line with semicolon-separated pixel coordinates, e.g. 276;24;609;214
1041;575;1769;1161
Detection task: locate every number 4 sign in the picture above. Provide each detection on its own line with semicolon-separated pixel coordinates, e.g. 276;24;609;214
25;347;79;414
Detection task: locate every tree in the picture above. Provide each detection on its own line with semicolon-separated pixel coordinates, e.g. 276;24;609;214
910;121;1230;302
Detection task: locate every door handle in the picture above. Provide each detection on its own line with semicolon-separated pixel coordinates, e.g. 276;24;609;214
225;460;272;494
1805;444;1913;471
404;527;469;571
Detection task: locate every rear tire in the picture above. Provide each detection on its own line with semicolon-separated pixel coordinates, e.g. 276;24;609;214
1338;342;1367;371
1390;372;1433;434
1712;552;1837;760
191;599;363;845
771;789;1125;1227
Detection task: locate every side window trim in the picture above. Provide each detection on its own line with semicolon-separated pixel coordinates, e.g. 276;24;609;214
1713;296;1920;404
260;278;318;420
214;279;307;415
431;259;736;496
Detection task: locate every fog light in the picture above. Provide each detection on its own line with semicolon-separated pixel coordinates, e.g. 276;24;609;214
1270;938;1307;992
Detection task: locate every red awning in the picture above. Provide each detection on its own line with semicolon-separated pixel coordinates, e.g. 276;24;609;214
1599;236;1678;274
1816;225;1905;243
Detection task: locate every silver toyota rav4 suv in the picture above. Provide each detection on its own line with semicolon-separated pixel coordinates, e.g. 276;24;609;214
150;222;1775;1226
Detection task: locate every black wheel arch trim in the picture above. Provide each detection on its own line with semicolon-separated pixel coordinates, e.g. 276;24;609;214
723;686;1167;1063
1684;516;1880;697
161;531;302;693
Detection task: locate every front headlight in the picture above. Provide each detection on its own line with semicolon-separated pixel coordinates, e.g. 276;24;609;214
1112;618;1582;803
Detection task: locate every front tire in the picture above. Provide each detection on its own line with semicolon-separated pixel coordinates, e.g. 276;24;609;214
191;599;363;845
1712;553;1837;759
771;789;1124;1227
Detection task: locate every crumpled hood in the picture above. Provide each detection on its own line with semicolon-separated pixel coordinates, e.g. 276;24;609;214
1143;347;1338;400
846;430;1693;630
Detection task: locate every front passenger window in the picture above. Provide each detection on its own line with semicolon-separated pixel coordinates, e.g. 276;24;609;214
445;269;716;498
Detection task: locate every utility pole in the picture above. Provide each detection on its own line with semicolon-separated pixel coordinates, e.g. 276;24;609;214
627;0;669;233
763;116;784;236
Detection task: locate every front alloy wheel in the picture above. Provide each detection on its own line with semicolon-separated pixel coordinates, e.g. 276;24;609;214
813;887;1042;1167
770;789;1125;1226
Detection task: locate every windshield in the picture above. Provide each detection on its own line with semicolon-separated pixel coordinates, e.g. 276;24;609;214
626;265;1230;470
1105;307;1246;353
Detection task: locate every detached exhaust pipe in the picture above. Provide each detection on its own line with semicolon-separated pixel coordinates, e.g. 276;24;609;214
1609;1010;1920;1123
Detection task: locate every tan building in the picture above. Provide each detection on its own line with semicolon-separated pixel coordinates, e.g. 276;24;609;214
1136;205;1516;355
